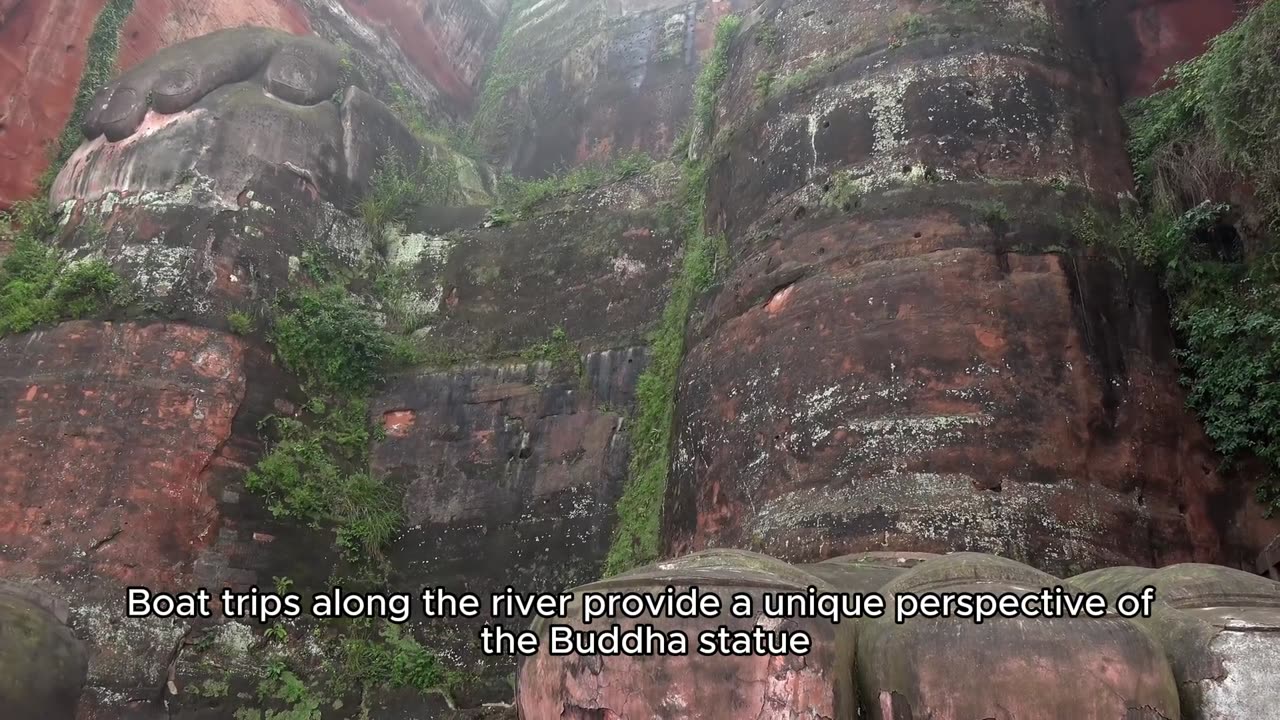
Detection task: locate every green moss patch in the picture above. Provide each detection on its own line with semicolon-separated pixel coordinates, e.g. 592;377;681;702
493;151;654;220
603;17;741;575
42;0;135;190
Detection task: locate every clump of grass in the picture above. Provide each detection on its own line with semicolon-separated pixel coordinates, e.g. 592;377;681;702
977;200;1010;232
753;71;775;98
333;621;462;695
495;151;654;219
821;171;869;212
692;16;743;132
519;326;579;367
900;14;930;38
227;311;255;335
602;22;744;571
604;147;730;575
358;150;460;236
1126;0;1280;227
755;23;780;53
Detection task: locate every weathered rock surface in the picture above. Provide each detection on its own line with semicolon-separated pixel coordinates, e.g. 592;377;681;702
0;0;110;205
1094;0;1257;99
373;349;649;694
116;0;314;73
1073;563;1280;720
6;1;1280;718
393;164;683;356
475;0;751;176
662;0;1263;575
799;551;938;594
45;28;487;326
323;0;510;112
1;0;510;208
0;579;88;718
514;550;1280;718
858;553;1179;719
516;548;857;719
0;321;272;715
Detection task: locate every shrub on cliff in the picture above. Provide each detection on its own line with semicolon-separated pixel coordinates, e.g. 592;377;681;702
1123;0;1280;514
0;204;121;336
271;285;393;394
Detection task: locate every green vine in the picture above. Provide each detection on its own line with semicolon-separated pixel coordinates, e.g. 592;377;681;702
604;17;741;575
42;0;136;191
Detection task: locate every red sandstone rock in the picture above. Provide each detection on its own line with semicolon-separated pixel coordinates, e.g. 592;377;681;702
662;0;1275;575
858;554;1181;719
515;549;856;719
0;322;246;704
116;0;312;72
371;348;650;689
1099;0;1248;99
0;0;109;207
1;0;508;208
479;0;753;176
337;0;505;109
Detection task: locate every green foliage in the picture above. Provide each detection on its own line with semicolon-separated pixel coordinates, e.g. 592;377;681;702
386;84;482;160
821;171;868;212
1126;1;1280;226
194;678;231;698
755;23;780;53
271;286;393;394
227;311;255;335
0;209;122;336
246;399;402;559
495;151;654;219
1177;290;1280;485
255;664;323;720
773;48;855;97
753;71;775;98
359;150;460;235
1085;198;1280;514
900;14;930;38
692;16;743;132
519;326;579;368
977;201;1010;232
1113;4;1280;514
42;0;135;189
333;622;458;695
604;148;728;575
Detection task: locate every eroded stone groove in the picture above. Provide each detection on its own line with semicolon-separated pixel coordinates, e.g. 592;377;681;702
2;0;1279;718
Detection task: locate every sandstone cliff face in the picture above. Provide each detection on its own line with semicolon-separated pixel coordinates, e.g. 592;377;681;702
661;0;1255;576
1;0;1279;718
472;0;752;176
1095;0;1256;99
0;0;110;206
0;0;511;209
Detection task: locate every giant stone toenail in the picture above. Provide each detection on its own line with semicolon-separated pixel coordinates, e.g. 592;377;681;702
155;70;197;98
101;87;140;124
